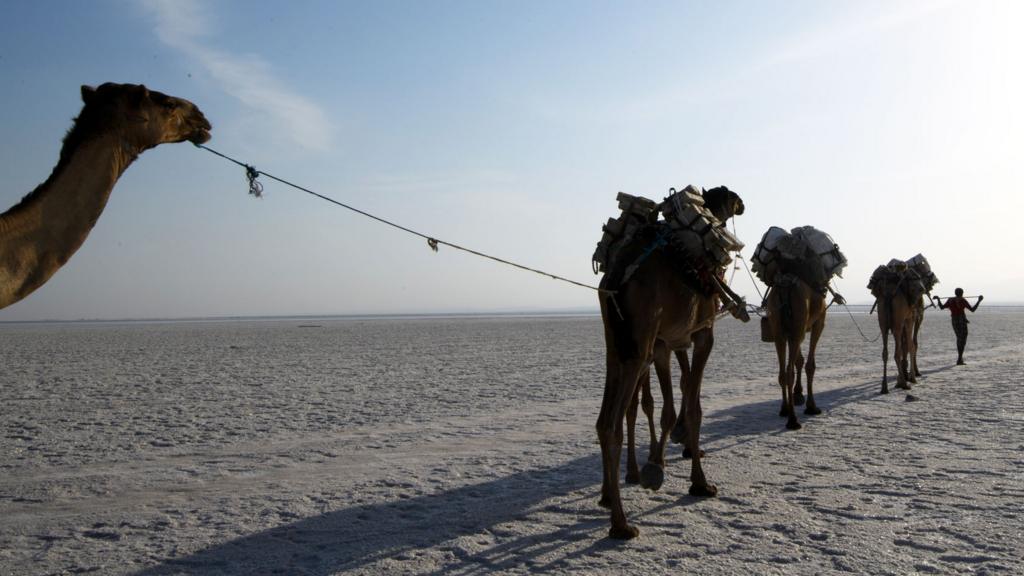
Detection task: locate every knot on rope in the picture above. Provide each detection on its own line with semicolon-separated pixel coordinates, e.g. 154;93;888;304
245;165;264;198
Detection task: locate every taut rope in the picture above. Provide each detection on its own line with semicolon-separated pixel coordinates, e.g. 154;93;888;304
194;143;610;295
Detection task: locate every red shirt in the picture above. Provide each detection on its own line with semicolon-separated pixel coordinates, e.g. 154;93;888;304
945;297;969;316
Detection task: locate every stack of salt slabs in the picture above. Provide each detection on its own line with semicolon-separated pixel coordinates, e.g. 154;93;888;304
660;185;744;268
907;253;939;292
792;226;847;279
752;226;846;288
868;262;897;295
592;192;658;273
869;254;938;297
751;226;792;285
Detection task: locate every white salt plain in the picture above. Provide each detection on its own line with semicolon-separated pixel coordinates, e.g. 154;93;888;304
1;309;1022;575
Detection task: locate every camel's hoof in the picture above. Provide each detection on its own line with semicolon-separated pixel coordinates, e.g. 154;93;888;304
624;470;640;485
640;463;664;492
896;382;911;390
914;370;922;378
794;393;806;406
609;524;639;540
804;405;822;416
880;387;889;395
786;418;802;430
682;447;706;459
670;425;687;445
689;483;718;498
667;422;684;444
598;496;612;509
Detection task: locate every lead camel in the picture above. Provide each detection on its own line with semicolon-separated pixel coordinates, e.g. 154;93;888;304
0;83;211;310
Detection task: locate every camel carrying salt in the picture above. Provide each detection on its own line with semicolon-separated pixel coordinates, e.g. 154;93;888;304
751;226;847;430
592;185;749;539
868;254;940;393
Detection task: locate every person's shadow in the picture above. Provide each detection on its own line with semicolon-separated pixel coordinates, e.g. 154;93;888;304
133;454;608;576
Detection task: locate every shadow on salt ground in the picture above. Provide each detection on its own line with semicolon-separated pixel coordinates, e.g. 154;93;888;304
917;363;958;377
421;494;630;576
700;376;884;448
700;360;958;453
133;455;604;576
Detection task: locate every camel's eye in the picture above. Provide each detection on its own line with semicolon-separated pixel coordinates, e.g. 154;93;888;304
150;93;177;110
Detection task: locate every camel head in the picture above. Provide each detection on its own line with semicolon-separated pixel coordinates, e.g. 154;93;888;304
77;82;211;151
703;186;745;223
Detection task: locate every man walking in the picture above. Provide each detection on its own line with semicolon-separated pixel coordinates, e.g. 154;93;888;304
934;288;983;365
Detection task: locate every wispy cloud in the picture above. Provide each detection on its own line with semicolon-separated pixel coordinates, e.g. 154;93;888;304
752;0;957;73
142;0;332;150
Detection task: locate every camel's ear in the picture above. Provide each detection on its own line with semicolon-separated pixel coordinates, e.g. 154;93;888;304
81;85;97;104
129;84;151;105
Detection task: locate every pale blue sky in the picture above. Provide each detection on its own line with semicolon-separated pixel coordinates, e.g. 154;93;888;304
1;0;1021;321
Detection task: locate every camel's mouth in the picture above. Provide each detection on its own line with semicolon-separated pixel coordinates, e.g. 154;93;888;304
186;115;212;144
188;127;212;144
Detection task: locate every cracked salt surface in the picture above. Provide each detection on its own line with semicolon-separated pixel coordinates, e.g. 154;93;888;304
1;310;1022;575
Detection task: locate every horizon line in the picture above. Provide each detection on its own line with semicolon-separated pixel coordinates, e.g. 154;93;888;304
3;303;1024;325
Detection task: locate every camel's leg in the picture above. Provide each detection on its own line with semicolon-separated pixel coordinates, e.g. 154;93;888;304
624;369;645;485
670;349;690;445
775;338;792;419
684;328;717;497
598;356;619;510
670;350;704;458
912;315;922;378
596;357;646;540
785;335;802;430
643;362;659;462
654;358;676;461
905;322;918;384
793;349;806;406
880;331;890;395
894;324;911;390
640;345;676;491
804;315;825;415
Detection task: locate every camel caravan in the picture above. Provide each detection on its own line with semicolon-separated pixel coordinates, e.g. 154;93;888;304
6;84;974;543
588;188;950;538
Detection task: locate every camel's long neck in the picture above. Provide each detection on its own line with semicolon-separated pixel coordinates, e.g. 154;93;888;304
0;135;137;309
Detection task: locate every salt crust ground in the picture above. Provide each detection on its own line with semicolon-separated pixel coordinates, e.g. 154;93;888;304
1;310;1021;575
